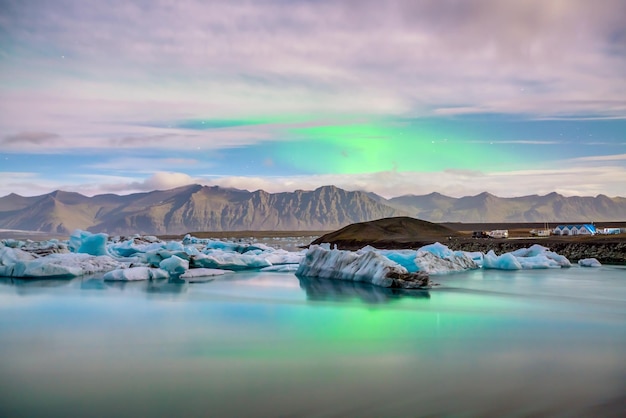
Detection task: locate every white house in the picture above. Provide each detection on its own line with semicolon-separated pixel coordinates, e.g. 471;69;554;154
552;224;597;236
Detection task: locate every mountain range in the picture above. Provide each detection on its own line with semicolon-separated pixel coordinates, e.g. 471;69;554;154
1;185;625;235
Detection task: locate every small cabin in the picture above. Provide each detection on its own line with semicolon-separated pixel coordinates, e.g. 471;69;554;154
552;224;596;236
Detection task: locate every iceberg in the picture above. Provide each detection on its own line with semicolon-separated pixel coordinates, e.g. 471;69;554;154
2;253;122;278
263;249;305;265
1;246;37;266
260;264;300;272
191;250;272;270
182;234;272;253
69;230;108;256
578;258;602;267
483;245;571;270
483;251;523;270
103;267;169;281
414;250;478;274
180;268;234;282
369;244;478;274
296;245;430;289
159;255;189;275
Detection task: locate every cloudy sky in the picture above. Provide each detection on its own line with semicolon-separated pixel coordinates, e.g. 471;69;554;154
1;0;625;198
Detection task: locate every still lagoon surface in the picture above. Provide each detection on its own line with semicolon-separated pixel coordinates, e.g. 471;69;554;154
1;265;625;417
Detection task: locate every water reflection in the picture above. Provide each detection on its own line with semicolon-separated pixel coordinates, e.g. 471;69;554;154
94;278;190;295
0;277;73;288
146;278;189;294
80;277;109;290
1;270;625;417
297;276;430;304
0;277;74;297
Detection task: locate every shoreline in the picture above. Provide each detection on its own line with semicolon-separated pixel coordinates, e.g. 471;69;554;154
2;229;625;265
312;236;626;265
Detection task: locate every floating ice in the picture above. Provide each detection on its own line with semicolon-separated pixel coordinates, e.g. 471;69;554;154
483;244;571;270
369;243;478;274
1;246;37;267
182;235;272;253
414;250;478;274
260;264;300;272
159;255;189;275
2;253;122;278
578;258;602;267
191;250;272;270
263;249;305;265
510;244;571;268
69;230;108;256
296;245;429;288
483;251;523;270
180;268;234;281
103;267;169;281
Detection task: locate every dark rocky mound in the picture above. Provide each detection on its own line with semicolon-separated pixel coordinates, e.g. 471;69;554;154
310;216;460;250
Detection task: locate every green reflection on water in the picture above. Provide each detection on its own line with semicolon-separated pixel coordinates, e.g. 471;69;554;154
0;269;625;417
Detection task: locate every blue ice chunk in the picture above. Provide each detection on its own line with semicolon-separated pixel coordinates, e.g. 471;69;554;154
483;251;522;270
418;242;456;259
159;255;189;275
69;230;108;256
381;250;420;273
578;258;601;267
165;241;184;252
516;254;560;269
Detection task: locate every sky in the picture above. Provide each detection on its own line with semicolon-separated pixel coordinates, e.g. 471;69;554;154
1;0;625;199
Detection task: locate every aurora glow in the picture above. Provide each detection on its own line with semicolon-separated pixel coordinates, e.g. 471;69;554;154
2;268;625;416
1;0;625;198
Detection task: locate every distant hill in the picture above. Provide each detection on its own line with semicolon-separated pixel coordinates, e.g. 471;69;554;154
310;217;459;249
1;185;625;235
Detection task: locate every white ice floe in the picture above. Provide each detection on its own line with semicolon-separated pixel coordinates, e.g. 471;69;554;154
103;267;169;281
296;245;429;288
414;250;478;274
483;251;523;270
260;264;300;273
1;252;122;278
180;268;235;282
578;258;602;267
183;234;272;253
1;246;37;266
159;255;189;275
191;250;272;270
366;242;478;274
483;244;571;270
263;248;305;265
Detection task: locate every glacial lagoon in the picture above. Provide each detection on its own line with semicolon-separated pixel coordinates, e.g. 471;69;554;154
1;265;625;417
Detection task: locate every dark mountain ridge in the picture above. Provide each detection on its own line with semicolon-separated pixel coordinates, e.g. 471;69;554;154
1;185;625;235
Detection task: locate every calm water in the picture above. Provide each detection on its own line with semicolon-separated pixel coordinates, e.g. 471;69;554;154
1;266;625;417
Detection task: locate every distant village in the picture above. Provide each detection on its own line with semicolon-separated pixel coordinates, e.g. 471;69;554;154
472;224;626;239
